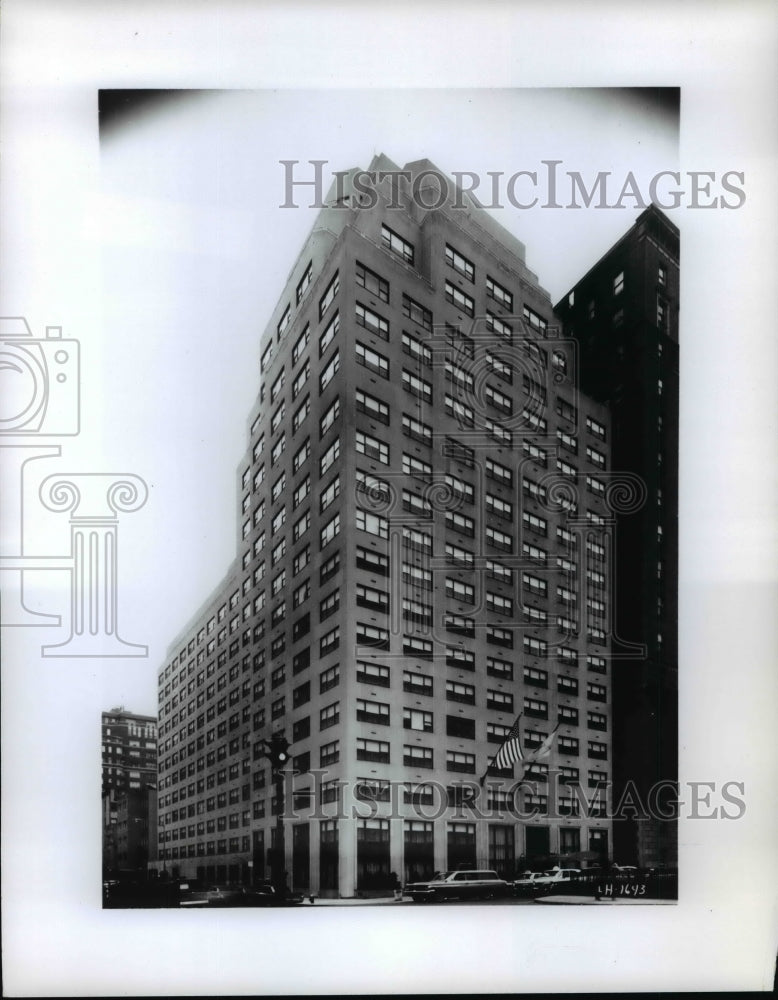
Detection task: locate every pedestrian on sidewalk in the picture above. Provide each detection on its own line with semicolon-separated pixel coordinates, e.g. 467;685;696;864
390;871;402;901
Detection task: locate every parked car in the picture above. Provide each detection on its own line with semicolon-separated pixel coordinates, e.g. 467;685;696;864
180;883;276;907
532;867;583;888
405;870;511;903
513;872;546;895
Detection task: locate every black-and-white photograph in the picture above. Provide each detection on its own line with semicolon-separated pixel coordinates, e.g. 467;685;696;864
2;4;776;995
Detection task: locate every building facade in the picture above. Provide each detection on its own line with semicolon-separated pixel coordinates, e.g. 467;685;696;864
555;206;679;868
154;156;635;896
101;707;158;876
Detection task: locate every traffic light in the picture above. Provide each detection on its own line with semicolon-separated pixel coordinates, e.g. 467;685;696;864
263;732;290;774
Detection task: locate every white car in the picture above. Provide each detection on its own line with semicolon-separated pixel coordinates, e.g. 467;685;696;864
513;872;546;894
532;867;583;887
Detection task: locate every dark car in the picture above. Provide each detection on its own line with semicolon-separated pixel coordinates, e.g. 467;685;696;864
405;870;511;903
180;883;276;907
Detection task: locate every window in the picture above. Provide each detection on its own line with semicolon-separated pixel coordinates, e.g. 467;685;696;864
523;441;547;467
446;577;475;603
486;656;513;680
277;306;291;338
356;738;390;763
292;325;309;366
270;435;285;466
356;302;389;340
292;396;310;434
356;509;388;539
486;350;513;382
487;690;514;712
445;243;474;281
319;397;340;438
296;264;312;305
485;493;513;520
403;670;432;695
401;293;433;332
556;397;577;423
319;312;340;356
356;622;390;649
356;660;390;687
356;546;390;576
486;312;512;343
522;304;547;334
446;751;476;774
613;271;624;295
586;416;606;440
403;598;432;625
356;388;390;425
446;646;475;670
320;664;340;693
486;526;513;552
320;626;340;657
587;682;607;702
357;584;390;613
356;260;389;302
558;706;579;725
445;393;474;427
524;667;548;688
402;331;431;367
402;369;433;403
404;745;434;769
319;476;340;513
402;414;432;446
402;527;432;554
485;419;512;446
486;385;513;415
271;403;285;434
319;589;340;621
320;437;340;476
446;511;475;537
320;513;340;549
557;429;578;454
445;281;474;317
552;351;568;375
356;342;389;379
293;579;310;609
403;453;432;480
270;369;285;402
319;350;340;393
319;272;339;318
292;438;310;474
293;545;310;576
486;275;513;310
403;635;432;660
486;592;512;616
292;361;310;398
381;224;414;265
446;680;475;704
293;681;311;708
444;436;475;467
320;702;340;730
445;541;474;568
524;697;548;719
357;699;390;725
588;740;608;759
588;711;607;731
524;636;547;658
402;489;431;519
486;457;512;487
320;741;339;767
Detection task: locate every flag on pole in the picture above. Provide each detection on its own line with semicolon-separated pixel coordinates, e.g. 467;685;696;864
479;713;523;786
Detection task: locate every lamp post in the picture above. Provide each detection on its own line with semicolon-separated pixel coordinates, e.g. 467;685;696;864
262;731;291;899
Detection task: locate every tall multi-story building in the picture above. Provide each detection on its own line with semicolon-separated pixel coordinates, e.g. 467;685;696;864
102;707;158;875
555;206;679;868
153;155;642;897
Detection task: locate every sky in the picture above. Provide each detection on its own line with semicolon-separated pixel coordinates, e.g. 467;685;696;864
95;87;679;716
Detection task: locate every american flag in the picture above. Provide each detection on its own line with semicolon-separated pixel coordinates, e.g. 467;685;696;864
479;713;523;786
